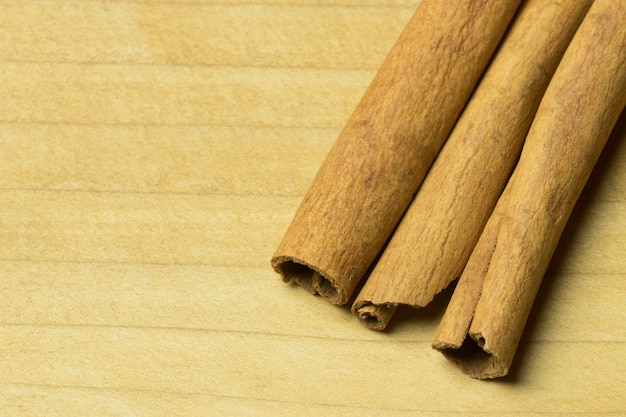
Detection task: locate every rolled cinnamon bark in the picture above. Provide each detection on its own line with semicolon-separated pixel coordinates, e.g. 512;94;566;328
352;0;593;329
271;0;521;304
433;0;626;379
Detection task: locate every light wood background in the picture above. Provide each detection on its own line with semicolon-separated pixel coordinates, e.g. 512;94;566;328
1;0;625;415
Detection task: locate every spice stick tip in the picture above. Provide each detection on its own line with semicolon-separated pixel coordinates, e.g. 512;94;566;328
351;302;397;331
432;334;509;379
270;256;349;304
271;257;317;294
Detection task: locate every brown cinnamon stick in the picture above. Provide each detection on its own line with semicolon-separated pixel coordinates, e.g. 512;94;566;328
271;0;521;304
352;0;593;329
433;0;626;379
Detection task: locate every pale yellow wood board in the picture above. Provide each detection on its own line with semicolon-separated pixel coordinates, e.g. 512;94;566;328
0;0;625;415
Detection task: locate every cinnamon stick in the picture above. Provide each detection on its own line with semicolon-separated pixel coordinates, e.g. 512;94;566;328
433;0;626;379
271;0;521;304
352;0;593;329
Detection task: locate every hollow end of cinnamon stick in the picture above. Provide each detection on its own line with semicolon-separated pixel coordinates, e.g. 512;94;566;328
271;256;345;304
433;333;508;379
351;302;397;331
271;257;316;294
313;273;342;304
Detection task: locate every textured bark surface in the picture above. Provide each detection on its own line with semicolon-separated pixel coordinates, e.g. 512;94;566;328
272;0;521;304
433;0;626;378
352;0;594;328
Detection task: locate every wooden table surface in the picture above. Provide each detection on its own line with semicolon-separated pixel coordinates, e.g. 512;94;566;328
1;0;625;415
